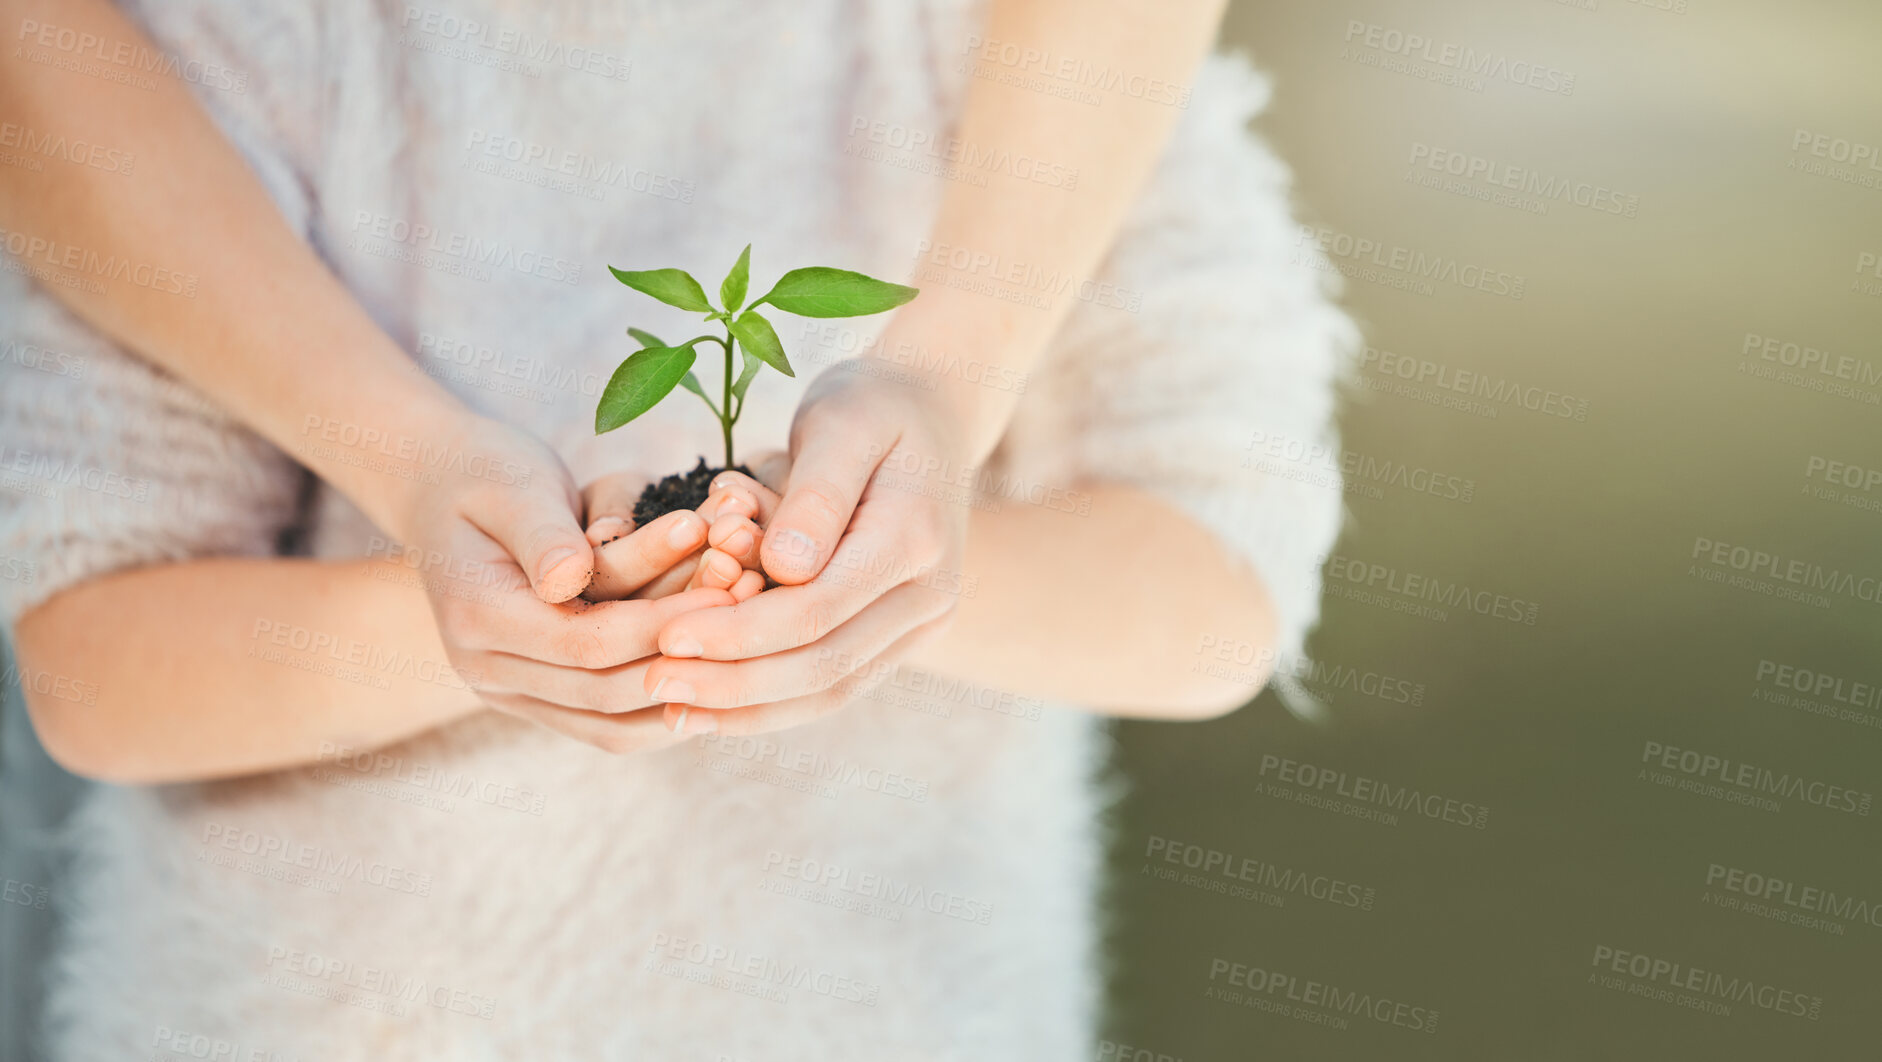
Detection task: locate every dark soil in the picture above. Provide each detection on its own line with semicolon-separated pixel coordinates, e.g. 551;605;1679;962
633;457;753;527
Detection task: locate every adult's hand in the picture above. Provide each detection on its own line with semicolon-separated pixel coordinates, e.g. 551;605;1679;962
645;374;969;735
391;414;736;753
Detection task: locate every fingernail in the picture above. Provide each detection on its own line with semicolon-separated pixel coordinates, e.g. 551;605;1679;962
537;546;578;583
588;517;629;543
668;704;689;732
658;679;698;704
667;515;701;549
724;527;755;555
666;637;704;658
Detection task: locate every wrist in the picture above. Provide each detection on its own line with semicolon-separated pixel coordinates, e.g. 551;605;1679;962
862;296;1035;460
291;373;479;543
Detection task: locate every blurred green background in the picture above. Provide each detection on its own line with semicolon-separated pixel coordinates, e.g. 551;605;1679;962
1104;0;1882;1057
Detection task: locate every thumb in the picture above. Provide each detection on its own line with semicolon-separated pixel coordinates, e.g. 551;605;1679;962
761;429;877;585
480;483;595;604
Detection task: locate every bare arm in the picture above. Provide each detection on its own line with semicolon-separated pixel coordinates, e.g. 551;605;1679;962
662;0;1276;726
0;0;460;536
915;487;1280;717
14;558;481;784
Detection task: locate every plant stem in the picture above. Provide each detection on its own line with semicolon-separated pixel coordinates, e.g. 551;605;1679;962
722;324;735;468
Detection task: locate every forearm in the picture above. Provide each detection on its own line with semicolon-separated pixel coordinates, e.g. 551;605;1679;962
907;484;1277;718
0;0;463;539
13;558;483;784
875;0;1227;458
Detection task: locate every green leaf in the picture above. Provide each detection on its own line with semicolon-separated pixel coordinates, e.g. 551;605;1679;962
730;350;763;406
627;327;665;348
754;267;918;318
728;309;793;378
720;245;751;313
595;343;698;433
608;267;712;313
678;370;722;417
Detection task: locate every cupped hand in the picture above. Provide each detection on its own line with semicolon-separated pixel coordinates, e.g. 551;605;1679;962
391;414;735;754
644;373;969;736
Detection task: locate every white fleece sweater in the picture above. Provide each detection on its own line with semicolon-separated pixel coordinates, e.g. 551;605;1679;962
0;1;1353;1058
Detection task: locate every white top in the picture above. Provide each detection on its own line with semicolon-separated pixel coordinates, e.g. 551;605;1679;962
0;1;1352;1057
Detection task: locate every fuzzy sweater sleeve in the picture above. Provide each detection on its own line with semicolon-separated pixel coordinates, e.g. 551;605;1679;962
0;3;322;630
992;54;1356;670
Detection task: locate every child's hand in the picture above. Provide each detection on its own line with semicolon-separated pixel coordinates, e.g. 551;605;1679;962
578;463;782;604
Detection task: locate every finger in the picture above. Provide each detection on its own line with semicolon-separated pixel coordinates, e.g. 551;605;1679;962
630;556;701;601
729;570;765;602
697;471;780;527
661;617;948;737
746;449;792;495
449;584;733;667
645;582;950;709
485;692;683;756
470;480;596;604
761;423;886;585
471;653;657;714
707;513;762;570
685;548;744;593
584;510;707;600
662;519;910;661
582;471;652;528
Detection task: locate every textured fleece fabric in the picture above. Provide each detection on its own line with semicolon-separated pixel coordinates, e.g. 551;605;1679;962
0;1;1352;1057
